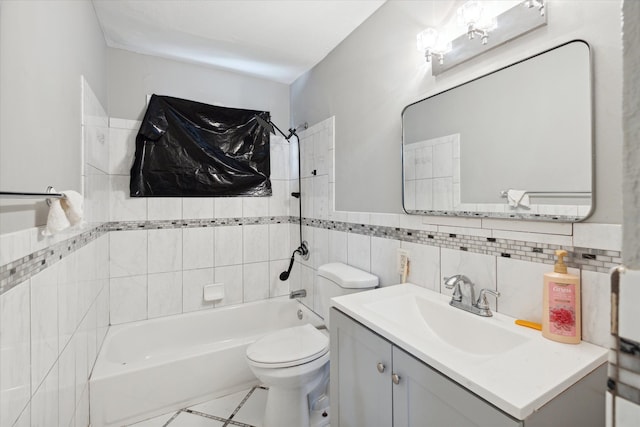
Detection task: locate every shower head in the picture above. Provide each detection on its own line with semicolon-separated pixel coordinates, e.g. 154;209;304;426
254;115;306;142
279;254;296;281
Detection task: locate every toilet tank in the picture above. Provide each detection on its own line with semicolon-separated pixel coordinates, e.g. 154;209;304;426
315;263;378;329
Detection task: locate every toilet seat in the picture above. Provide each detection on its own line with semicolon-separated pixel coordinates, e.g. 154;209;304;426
247;324;329;369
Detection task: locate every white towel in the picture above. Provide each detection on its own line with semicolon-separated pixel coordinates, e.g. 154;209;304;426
43;198;71;236
506;189;530;208
60;190;84;226
42;190;84;236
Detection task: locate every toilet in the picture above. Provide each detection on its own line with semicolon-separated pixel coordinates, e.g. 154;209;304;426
246;262;378;427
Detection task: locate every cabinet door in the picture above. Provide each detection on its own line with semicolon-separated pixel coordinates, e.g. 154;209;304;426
392;347;521;427
330;308;393;427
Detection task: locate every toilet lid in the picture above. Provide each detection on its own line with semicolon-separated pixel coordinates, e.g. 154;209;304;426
246;324;329;368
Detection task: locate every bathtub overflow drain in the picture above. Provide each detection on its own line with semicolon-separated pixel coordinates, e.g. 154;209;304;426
297;309;303;320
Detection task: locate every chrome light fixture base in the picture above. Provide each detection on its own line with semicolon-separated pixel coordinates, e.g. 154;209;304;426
431;0;547;76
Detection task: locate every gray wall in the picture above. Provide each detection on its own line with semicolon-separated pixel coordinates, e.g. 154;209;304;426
0;0;107;233
107;48;290;127
291;0;623;224
623;0;640;268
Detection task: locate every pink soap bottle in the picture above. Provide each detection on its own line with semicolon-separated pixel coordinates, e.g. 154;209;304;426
542;250;581;344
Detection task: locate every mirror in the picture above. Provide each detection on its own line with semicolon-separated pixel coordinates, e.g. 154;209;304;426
402;40;592;222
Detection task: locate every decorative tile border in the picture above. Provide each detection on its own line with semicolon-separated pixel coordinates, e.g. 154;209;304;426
302;218;621;273
0;224;109;296
1;215;621;296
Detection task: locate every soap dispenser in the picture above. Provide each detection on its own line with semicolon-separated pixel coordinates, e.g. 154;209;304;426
542;250;581;344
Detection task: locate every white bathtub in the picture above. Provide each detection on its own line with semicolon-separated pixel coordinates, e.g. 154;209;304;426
89;298;323;427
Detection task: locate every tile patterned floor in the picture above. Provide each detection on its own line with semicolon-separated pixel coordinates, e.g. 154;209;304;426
128;386;269;427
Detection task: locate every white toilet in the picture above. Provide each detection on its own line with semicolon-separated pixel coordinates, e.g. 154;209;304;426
245;262;378;427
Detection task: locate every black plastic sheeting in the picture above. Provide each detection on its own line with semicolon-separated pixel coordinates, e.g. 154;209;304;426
130;95;271;197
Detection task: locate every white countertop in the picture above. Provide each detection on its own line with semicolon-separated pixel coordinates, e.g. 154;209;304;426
330;283;608;420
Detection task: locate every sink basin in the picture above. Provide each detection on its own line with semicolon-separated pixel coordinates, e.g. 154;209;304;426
365;293;528;356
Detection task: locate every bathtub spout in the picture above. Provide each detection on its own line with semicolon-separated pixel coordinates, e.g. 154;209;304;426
290;289;307;299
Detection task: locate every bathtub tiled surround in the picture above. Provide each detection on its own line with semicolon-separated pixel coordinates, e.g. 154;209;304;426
106;119;294;324
130;386;269;427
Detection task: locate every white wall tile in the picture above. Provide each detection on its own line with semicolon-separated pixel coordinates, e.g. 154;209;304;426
147;198;182;220
108;127;136;175
74;321;88;405
148;271;183;319
432;142;453;177
347;212;370;225
58;339;75;427
370;213;401;228
301;177;314;218
30;265;59;392
243;224;269;263
109;230;147;277
109;275;147;324
214;197;242;218
573;223;622;251
215;265;244;307
270;141;290;180
415;179;433;210
328;230;348;264
437;225;492;238
0;282;31;427
401;241;440;291
243;262;270;303
441;249;496;305
299;265;315;309
347;233;371;272
314;175;329;220
314;128;329;177
182;198;214;219
496;258;550;323
312;227;329;270
370;237;401;286
269;180;290;217
492;229;573;246
109;175;147;221
481;218;573;235
57;254;78;349
581;270;611;347
0;228;32;265
31;362;58;427
269;223;291;261
422;215;483;228
242;196;268;218
300;134;315;178
183;227;214;270
13;404;30;427
415;146;433;179
84;124;109;174
182;268;215;313
432;177;453;211
148;228;183;274
75;384;90;427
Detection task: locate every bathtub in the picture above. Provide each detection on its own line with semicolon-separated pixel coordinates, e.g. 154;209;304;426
89;297;324;427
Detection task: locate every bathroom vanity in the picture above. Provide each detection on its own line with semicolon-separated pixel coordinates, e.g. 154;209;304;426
329;284;608;427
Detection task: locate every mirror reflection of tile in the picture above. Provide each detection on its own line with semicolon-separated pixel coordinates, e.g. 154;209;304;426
403;133;460;211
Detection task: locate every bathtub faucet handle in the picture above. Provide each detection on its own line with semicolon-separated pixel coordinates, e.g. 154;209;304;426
290;289;307;299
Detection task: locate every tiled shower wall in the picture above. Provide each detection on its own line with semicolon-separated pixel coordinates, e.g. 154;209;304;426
106;119;294;324
291;116;618;349
0;78;110;426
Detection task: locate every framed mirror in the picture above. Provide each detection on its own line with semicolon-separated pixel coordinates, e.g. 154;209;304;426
402;40;592;222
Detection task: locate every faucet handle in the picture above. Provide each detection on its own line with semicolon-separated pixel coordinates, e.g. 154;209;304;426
476;288;500;310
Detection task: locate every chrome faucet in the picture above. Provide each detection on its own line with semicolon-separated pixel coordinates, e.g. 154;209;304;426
443;275;500;317
290;289;307;299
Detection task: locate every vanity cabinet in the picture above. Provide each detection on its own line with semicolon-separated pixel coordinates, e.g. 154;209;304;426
330;308;606;427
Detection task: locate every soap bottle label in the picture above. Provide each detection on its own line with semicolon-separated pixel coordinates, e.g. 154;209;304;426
548;282;576;337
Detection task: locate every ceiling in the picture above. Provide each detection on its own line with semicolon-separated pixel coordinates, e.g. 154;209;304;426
93;0;386;84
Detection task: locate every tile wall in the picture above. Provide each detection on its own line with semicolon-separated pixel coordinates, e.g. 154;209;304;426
106;119;294;324
0;78;110;426
291;116;618;349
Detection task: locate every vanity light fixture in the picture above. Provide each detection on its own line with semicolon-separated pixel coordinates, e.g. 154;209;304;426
457;1;498;45
428;0;547;76
416;27;452;65
524;0;545;16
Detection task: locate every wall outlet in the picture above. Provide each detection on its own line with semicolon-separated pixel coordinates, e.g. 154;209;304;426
397;248;410;275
